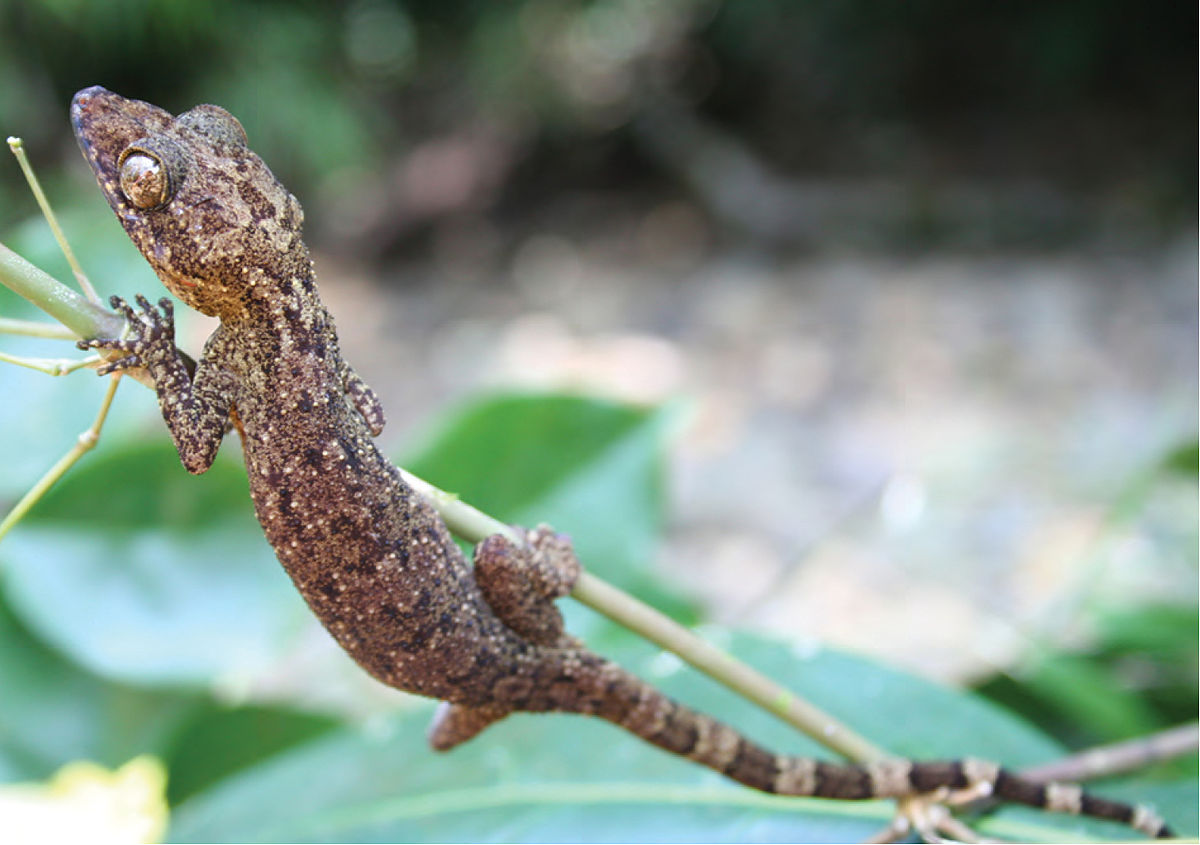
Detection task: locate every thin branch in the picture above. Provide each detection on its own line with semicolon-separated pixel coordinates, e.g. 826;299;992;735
0;241;122;340
400;468;888;763
400;471;522;546
0;349;100;375
571;571;889;763
7;136;98;301
1020;722;1199;784
0;316;77;340
0;372;122;543
0;242;157;389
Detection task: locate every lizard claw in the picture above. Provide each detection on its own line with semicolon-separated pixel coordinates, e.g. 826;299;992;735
95;350;145;376
79;292;178;375
867;796;987;844
108;294;138;322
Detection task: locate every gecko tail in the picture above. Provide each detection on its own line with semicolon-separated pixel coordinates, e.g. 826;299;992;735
555;655;1173;839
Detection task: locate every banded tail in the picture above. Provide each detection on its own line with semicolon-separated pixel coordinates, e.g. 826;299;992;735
440;530;1172;838
431;650;1173;840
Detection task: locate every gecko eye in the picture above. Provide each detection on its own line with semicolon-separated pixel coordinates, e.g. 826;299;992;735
118;150;171;209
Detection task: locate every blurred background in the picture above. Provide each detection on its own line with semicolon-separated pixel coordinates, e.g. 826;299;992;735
0;0;1195;805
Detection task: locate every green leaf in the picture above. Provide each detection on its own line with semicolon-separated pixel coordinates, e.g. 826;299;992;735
403;394;664;525
404;393;697;627
0;584;199;782
161;703;341;805
0;577;349;808
976;601;1198;752
0;334;147;501
1011;653;1163;741
167;636;1196;843
1161;439;1199;480
0;438;309;686
29;439;252;528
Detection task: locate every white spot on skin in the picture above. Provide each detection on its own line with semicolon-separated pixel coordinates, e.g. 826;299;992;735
866;759;913;798
774;758;818;796
1132;805;1165;837
961;758;1000;789
1045;782;1083;815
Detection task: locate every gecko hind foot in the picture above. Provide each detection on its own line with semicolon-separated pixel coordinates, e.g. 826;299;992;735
427;701;512;751
473;524;582;648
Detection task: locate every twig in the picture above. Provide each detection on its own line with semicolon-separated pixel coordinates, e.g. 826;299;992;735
1020;722;1199;785
0;316;77;340
0;241;122;339
0;372;121;543
400;469;889;763
7;136;98;301
572;571;889;762
0;349;101;375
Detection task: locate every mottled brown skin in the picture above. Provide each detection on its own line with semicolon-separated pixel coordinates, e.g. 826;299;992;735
71;86;1170;839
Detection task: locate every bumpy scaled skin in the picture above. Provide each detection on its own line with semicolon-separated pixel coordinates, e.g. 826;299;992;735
71;87;1170;839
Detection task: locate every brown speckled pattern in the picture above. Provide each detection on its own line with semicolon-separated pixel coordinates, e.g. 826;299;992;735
70;86;1170;839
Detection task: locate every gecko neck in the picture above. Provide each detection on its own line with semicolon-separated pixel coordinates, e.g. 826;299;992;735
220;257;331;342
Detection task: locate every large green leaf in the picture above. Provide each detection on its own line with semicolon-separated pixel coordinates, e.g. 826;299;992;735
161;703;342;805
168;636;1197;843
0;584;199;782
0;439;309;686
403;394;664;522
1161;439;1199;480
403;394;695;626
0;576;353;810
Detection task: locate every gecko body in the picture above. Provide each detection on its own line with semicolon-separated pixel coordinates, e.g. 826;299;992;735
71;86;1169;838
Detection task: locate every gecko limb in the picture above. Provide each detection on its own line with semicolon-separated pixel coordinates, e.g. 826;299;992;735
338;356;385;436
473;525;582;647
428;526;582;752
78;294;176;375
79;294;233;474
427;701;513;751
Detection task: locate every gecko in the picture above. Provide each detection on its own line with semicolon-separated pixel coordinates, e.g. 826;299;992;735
70;86;1171;839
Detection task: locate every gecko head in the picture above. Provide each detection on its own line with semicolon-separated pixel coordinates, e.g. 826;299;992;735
71;86;308;319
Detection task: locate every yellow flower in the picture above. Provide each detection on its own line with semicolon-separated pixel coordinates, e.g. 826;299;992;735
0;756;168;845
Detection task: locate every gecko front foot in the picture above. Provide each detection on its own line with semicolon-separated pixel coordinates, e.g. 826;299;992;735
78;294;177;376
